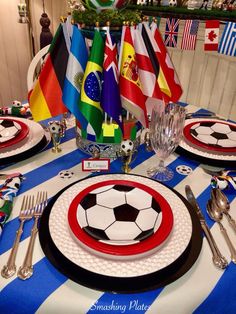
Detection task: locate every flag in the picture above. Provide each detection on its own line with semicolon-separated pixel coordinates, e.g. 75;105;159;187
164;18;180;48
134;25;163;101
78;31;104;137
29;24;69;121
101;30;122;129
204;20;220;51
147;23;183;103
62;25;88;129
181;20;199;50
218;22;236;57
119;26;148;128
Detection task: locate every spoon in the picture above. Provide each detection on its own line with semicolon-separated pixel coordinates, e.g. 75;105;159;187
207;200;236;264
211;188;236;234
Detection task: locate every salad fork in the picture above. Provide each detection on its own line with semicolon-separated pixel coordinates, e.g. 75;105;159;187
17;191;47;280
1;195;34;279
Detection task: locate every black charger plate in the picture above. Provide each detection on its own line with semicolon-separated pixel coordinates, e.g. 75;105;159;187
39;174;203;293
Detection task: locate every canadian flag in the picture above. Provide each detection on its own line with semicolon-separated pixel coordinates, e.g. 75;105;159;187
204;20;220;51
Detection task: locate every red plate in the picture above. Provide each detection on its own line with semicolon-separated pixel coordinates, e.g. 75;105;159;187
183;120;236;153
68;180;173;257
0;118;29;149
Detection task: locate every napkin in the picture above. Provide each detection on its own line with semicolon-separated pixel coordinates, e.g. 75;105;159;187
0;173;24;236
211;174;236;191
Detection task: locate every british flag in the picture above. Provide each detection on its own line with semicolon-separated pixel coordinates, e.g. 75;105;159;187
164;18;180;48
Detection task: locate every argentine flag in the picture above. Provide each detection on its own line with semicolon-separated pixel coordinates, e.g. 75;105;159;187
63;25;88;128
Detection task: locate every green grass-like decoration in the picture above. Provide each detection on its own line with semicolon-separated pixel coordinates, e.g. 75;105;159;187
127;5;236;21
72;9;142;27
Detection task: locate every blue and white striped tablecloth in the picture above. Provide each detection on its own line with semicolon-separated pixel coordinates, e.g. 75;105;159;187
0;104;236;314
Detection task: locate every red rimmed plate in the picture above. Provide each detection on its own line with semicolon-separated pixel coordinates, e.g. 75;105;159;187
183;120;236;153
68;179;173;259
0;118;29;149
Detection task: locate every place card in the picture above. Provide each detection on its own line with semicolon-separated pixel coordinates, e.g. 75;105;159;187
82;158;110;172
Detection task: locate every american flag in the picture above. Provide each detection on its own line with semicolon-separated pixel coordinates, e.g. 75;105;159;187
218;22;236;56
181;20;199;50
164;18;180;48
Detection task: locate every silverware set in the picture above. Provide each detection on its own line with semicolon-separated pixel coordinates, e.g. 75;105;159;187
185;185;236;269
1;191;47;280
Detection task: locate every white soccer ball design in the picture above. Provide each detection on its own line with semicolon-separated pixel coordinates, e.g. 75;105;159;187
120;139;134;155
191;122;236;148
59;170;74;179
48;121;62;135
169;0;177;6
176;165;192;176
0;119;21;143
12;100;22;107
78;184;162;242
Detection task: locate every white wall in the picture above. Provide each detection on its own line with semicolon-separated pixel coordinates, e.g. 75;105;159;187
0;2;235;119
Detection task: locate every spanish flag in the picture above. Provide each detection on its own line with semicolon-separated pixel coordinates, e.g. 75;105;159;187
29;24;69;121
119;26;148;128
78;31;104;138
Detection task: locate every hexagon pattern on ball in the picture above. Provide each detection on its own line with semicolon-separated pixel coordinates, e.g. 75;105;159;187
190;122;236;148
0;119;21;143
82;0;130;12
77;184;163;243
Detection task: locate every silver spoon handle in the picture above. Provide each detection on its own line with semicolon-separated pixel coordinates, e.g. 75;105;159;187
224;212;236;234
201;221;228;269
218;222;236;264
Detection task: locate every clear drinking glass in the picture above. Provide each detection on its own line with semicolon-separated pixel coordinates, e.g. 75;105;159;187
147;103;186;182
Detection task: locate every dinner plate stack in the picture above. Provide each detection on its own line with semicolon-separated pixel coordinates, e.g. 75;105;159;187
39;173;203;293
177;118;236;167
0;117;50;165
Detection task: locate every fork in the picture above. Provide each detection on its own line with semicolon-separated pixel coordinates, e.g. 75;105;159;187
17;191;47;280
1;195;34;278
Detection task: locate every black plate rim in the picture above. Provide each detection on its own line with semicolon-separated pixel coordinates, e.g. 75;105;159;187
39;173;203;293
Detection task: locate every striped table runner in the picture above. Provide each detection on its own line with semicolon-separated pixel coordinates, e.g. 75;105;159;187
0;104;236;314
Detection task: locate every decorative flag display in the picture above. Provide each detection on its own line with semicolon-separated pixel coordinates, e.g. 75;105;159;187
29;24;69;121
79;31;104;137
204;20;220;51
101;30;122;129
133;25;163;101
218;22;236;57
164;18;180;48
62;25;88;129
148;23;183;103
119;26;148;128
181;20;199;50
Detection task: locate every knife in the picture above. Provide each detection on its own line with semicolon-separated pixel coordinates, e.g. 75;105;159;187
185;185;228;269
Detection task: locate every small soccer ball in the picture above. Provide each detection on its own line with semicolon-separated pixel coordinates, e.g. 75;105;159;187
59;170;74;179
0;119;21;143
78;184;162;242
169;0;177;6
120;139;134;155
48;121;62;135
176;165;192;176
191;122;236;148
12;100;22;107
82;0;130;12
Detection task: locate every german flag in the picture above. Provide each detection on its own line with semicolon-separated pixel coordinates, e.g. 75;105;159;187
29;24;69;121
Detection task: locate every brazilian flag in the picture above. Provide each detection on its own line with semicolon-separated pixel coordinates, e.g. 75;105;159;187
79;31;104;137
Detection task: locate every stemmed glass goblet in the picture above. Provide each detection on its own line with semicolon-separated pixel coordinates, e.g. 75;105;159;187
147;103;186;181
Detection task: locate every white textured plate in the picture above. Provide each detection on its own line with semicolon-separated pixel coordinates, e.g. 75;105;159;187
180;118;236;161
0;117;45;157
49;174;192;278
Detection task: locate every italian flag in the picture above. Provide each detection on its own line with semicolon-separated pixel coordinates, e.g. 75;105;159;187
29;24;69;121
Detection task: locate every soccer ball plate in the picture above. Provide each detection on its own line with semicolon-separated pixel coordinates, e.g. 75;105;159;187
68;179;173;259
